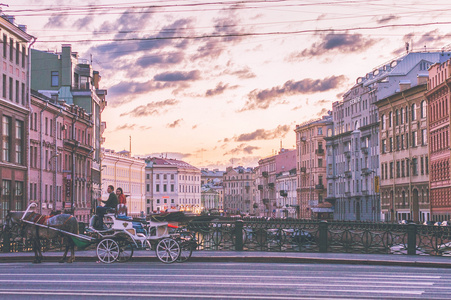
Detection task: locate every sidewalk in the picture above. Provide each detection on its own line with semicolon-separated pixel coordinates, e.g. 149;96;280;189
1;250;451;268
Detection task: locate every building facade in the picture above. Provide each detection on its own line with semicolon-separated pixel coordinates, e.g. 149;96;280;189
31;44;107;218
223;166;254;215
327;51;450;222
101;149;146;218
296;115;332;219
376;83;430;223
426;59;451;222
0;15;34;224
145;157;201;214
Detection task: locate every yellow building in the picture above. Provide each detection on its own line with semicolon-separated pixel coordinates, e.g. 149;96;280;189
101;149;145;217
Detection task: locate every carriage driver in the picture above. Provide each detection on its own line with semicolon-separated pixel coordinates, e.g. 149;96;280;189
96;185;118;229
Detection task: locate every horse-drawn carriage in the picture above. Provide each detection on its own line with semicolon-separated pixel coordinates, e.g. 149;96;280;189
5;203;196;264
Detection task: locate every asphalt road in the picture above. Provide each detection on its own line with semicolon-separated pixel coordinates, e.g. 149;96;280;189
1;262;451;299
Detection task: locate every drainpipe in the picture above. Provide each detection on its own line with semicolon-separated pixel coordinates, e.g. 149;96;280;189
386;96;396;222
53;107;63;212
27;37;36;209
71;114;78;214
39;101;49;214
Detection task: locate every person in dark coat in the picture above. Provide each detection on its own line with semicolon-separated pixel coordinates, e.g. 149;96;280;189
96;185;118;229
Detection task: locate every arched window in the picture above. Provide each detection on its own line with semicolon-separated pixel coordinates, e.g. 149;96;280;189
411;103;416;121
420;101;426;118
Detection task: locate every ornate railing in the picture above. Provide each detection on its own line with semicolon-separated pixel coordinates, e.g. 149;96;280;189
2;220;451;256
187;219;451;256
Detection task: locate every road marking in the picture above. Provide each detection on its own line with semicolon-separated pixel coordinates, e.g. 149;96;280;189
0;273;442;280
0;288;425;297
0;278;436;289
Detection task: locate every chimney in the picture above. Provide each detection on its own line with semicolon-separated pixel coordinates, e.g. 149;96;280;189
399;80;411;92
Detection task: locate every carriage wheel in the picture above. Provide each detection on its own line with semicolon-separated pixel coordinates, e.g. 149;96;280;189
117;240;134;263
156;238;180;263
177;241;194;263
96;239;120;264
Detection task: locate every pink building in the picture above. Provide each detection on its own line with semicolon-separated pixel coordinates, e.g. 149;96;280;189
30;91;93;223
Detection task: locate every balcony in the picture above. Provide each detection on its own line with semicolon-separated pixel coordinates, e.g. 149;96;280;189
344;150;351;158
361;167;370;175
315;184;324;190
262;171;269;178
262;198;270;204
258;185;263;190
361;147;368;154
268;183;275;189
344;170;352;178
362;190;368;195
315;148;325;155
279;190;288;197
300;167;306;173
345;191;351;197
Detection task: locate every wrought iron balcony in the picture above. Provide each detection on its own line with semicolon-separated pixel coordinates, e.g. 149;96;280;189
361;146;369;154
344;170;352;178
300;167;306;173
279;190;288;197
262;171;269;178
268;183;275;189
258;185;263;190
315;184;324;190
344;150;351;158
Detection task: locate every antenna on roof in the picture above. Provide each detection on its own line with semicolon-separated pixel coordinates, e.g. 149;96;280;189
405;42;409;54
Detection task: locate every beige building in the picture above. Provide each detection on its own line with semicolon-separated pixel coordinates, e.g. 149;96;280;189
223;166;254;215
375;83;430;223
295;115;333;220
101;149;146;217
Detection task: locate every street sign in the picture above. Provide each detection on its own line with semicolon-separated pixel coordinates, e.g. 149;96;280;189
374;176;380;193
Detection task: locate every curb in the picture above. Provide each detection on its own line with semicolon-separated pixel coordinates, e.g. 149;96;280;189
1;254;451;268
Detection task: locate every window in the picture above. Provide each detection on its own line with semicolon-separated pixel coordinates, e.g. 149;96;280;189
15;80;19;103
51;71;59;87
171;174;174;180
22;46;25;68
412;158;418;176
421;157;424;175
411;103;416;121
164;184;167;192
420;100;426;118
9;77;12;100
21;83;25;105
412;131;417;147
171;184;174;192
2;34;6;58
2;116;11;162
395;109;399;125
389;162;394;179
146;184;150;192
389;137;393;152
2;75;6;98
15;120;23;165
318;127;323;135
422;129;427;145
396;161;400;178
15;42;19;65
156;174;160;180
400;108;404;124
318;159;323;167
9;38;13;61
80;76;89;89
164;174;167;180
156;184;159;192
146;174;149;179
389;112;392;127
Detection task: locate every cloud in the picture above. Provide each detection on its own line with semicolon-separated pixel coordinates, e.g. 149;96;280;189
235;125;292;142
135;51;185;68
115;123;136;130
192;9;245;61
315;99;332;107
141;152;192;160
376;15;399;24
316;108;330;117
44;14;68;28
154;70;201;82
205;82;238;97
287;32;377;61
240;75;347;111
120;99;180;117
224;143;260;155
192;125;198;129
107;81;179;107
220;66;256;79
167;119;183;128
73;15;95;30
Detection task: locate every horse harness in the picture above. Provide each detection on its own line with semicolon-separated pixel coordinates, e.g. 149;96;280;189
20;212;74;239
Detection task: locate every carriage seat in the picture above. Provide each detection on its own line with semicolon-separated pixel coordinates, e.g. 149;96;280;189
117;204;127;216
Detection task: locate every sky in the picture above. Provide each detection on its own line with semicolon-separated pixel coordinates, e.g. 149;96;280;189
6;0;451;170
